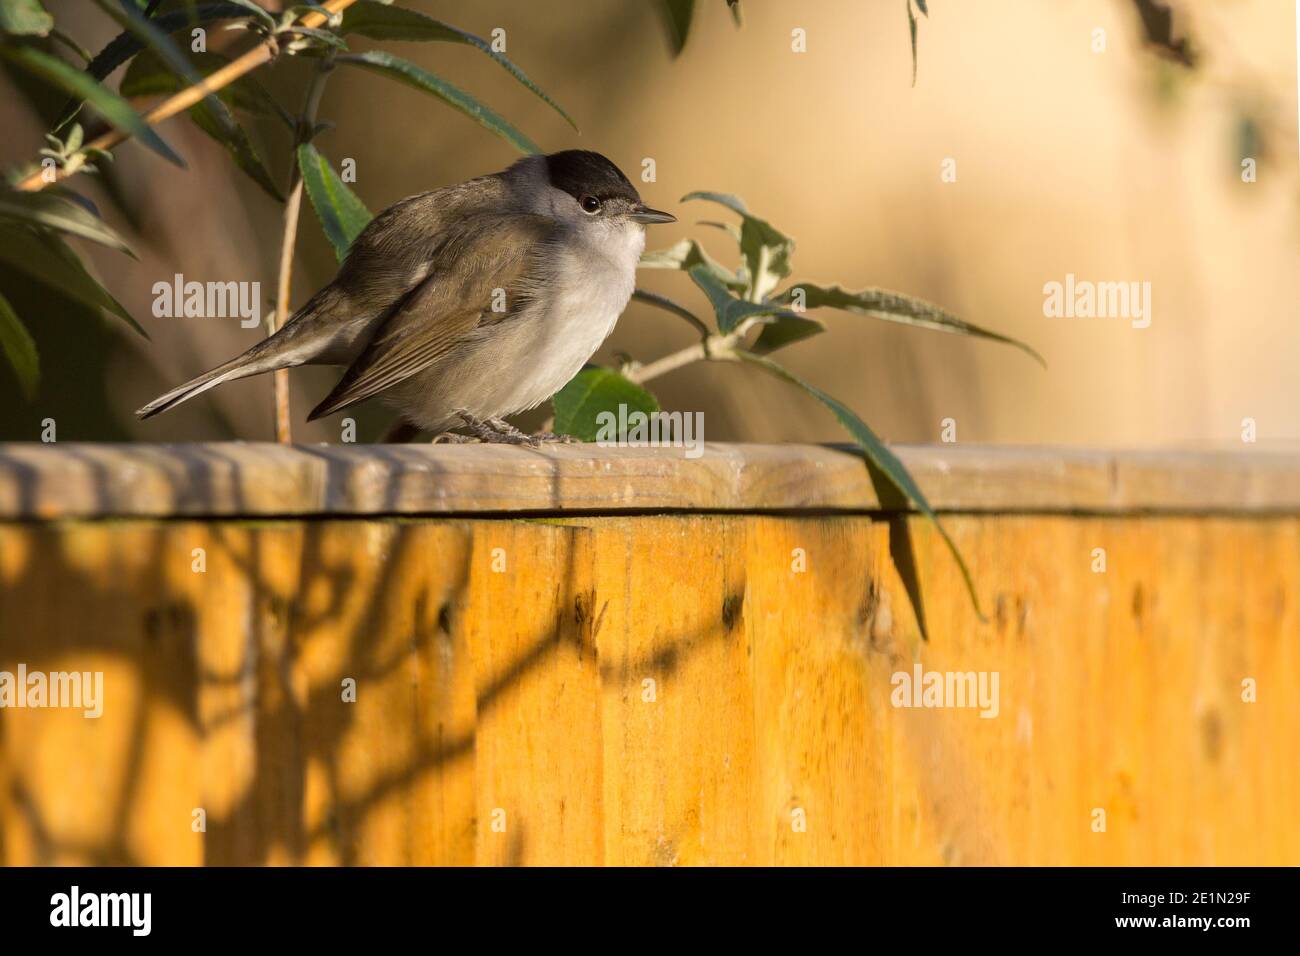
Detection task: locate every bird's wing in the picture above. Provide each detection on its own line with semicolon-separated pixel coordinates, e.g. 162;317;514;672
307;212;557;420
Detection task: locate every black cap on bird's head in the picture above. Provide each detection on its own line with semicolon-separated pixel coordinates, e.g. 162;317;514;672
543;150;676;224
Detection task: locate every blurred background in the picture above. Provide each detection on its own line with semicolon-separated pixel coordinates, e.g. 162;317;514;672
1;0;1296;447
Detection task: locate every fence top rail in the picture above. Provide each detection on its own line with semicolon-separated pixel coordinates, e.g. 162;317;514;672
0;442;1296;520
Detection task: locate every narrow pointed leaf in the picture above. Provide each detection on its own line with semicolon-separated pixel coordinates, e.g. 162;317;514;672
0;291;39;401
682;190;793;300
121;51;284;200
1;45;184;167
750;313;825;353
907;0;919;86
736;348;984;619
772;282;1045;366
0;189;133;254
90;0;236;139
121;48;286;121
552;366;660;442
338;50;538;154
681;190;748;217
297;142;372;261
339;1;576;130
190;99;283;200
639;237;745;291
56;2;264;128
221;0;274;26
697;220;741;244
49;28;94;63
659;0;694;55
688;264;802;334
0;223;145;336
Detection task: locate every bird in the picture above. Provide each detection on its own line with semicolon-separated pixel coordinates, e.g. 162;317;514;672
135;150;676;444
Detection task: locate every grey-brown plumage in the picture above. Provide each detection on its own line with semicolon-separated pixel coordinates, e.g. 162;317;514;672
135;151;675;435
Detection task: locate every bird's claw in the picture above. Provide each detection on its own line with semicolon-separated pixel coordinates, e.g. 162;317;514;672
455;410;541;447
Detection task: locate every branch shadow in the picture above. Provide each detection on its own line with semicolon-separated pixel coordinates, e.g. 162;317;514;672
0;447;745;866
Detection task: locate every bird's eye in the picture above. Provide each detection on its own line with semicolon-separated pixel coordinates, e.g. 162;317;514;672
579;195;601;214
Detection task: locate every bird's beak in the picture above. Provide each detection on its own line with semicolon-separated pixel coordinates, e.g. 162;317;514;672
630;204;676;225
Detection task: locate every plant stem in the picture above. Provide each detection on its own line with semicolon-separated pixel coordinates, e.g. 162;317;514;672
625;340;712;384
15;0;358;192
271;186;303;443
625;315;765;386
270;50;335;442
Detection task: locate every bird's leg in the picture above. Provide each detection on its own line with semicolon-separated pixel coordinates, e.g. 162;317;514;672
486;416;546;445
455;410;540;447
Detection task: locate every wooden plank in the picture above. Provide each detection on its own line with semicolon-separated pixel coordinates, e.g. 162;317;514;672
0;442;1298;519
589;516;757;865
3;512;1296;865
466;521;605;866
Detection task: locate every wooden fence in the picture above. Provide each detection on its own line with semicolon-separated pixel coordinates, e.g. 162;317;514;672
0;443;1296;865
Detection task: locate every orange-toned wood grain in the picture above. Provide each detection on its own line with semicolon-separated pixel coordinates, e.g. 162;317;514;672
0;514;1295;865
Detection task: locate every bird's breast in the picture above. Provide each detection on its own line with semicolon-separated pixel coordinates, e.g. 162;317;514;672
500;236;639;410
387;226;643;428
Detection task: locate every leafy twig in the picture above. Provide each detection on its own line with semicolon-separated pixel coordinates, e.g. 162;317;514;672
14;0;358;193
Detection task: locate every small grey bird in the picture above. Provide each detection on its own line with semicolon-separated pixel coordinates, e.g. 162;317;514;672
136;150;675;443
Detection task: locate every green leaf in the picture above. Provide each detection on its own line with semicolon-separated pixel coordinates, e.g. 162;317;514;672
0;290;38;401
121;49;288;121
337;50;538;155
687;264;802;334
0;188;133;254
339;1;577;130
750;312;825;354
0;223;145;337
221;0;274;26
122;50;283;200
0;45;184;167
771;283;1045;366
659;0;694;55
697;219;741;244
639;237;745;291
681;190;793;301
55;2;263;129
736;349;984;619
0;0;53;36
190;99;284;200
907;0;919;86
552;366;660;442
680;189;747;218
83;0;239;163
297;142;372;261
91;0;228;130
49;28;94;63
631;287;709;337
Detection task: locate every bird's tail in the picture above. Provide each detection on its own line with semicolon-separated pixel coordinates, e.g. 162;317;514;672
135;337;292;420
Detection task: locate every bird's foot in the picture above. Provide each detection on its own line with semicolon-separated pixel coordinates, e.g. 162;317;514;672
531;430;580;444
455;410;540;447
